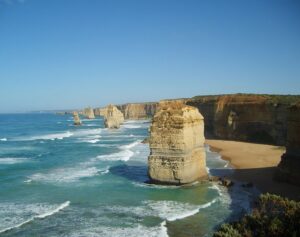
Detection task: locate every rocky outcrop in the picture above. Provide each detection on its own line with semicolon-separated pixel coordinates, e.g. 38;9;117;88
94;108;101;117
117;103;158;120
275;103;300;185
83;107;95;119
103;104;124;129
73;111;82;126
186;94;300;145
148;100;207;185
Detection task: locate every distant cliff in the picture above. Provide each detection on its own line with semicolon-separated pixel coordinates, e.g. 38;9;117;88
186;94;300;146
117;103;158;120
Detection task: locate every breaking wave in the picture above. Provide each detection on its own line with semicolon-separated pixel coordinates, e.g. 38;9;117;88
120;140;142;150
144;199;218;221
0;157;30;165
0;201;70;234
21;131;73;141
96;150;134;162
29;167;100;183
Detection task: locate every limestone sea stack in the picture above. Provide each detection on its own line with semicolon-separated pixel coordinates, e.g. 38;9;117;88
148;100;207;185
73;111;82;126
276;103;300;185
104;104;125;129
83;107;95;119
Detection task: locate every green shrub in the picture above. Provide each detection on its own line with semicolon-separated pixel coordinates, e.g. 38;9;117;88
213;193;300;237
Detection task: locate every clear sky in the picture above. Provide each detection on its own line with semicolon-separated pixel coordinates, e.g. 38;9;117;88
0;0;299;112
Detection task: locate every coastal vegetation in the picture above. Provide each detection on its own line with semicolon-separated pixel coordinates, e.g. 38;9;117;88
213;193;300;237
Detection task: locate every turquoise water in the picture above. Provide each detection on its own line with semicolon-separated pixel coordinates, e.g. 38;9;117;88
0;114;254;237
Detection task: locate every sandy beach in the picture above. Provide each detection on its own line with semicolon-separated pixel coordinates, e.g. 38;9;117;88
206;139;300;200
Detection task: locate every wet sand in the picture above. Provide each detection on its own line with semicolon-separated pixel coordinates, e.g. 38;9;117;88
206;139;300;200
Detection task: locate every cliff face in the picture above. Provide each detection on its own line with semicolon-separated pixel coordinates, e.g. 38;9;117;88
73;111;82;126
117;103;158;120
103;104;124;129
186;95;292;145
276;103;300;185
83;107;95;119
148;100;207;185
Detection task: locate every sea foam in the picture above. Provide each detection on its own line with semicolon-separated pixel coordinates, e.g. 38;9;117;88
0;157;30;165
68;223;168;237
120;140;142;150
0;201;70;234
0;138;7;141
121;124;142;129
23;131;73;141
96;149;134;162
144;199;218;221
29;167;100;183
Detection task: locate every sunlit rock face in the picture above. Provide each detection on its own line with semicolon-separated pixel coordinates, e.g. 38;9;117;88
148;100;207;185
103;104;124;129
276;103;300;185
83;107;95;119
117;103;158;120
73;111;82;126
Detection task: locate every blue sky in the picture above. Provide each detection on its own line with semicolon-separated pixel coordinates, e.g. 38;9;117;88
0;0;299;112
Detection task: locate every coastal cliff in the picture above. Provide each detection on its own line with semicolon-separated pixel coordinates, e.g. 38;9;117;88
103;104;124;129
148;100;207;185
276;103;300;185
117;103;157;120
186;94;300;145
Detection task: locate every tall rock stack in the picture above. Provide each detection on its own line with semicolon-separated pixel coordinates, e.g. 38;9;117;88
276;103;300;185
84;107;95;119
73;111;82;126
148;100;207;185
104;104;125;129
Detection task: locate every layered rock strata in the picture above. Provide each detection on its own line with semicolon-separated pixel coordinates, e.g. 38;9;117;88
103;104;124;129
148;100;207;185
83;107;95;119
117;103;158;120
276;103;300;185
73;111;82;126
186;94;300;145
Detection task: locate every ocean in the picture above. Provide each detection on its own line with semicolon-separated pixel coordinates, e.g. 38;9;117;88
0;113;256;237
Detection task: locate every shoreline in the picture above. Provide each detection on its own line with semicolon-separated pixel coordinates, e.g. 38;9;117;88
206;139;300;201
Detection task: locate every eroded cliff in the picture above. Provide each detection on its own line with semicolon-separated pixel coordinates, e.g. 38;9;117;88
186;94;300;145
148;100;207;185
276;103;300;185
117;103;158;120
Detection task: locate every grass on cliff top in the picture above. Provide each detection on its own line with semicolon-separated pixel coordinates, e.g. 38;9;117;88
191;93;300;105
213;193;300;237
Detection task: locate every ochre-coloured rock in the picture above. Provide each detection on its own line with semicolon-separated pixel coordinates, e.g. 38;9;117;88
73;111;82;126
117;103;158;120
276;103;300;185
103;104;124;129
83;107;95;119
148;100;207;185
